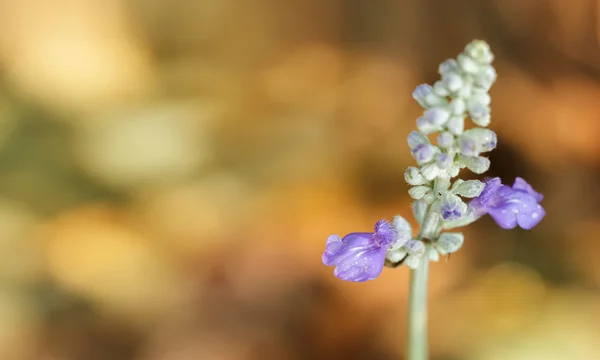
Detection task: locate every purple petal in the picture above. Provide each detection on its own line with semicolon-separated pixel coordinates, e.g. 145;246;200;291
512;177;543;202
332;246;387;282
488;206;518;229
469;177;502;215
374;219;397;247
516;203;545;230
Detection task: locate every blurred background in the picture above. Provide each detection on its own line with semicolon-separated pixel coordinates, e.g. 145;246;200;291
0;0;599;359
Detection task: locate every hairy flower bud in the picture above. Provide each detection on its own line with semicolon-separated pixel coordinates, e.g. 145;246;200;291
412;144;437;164
452;179;484;198
437;132;454;148
423;108;450;127
446;116;465;135
409;185;431;200
442;73;463;93
407;130;430;150
458;54;479;74
436;232;464;255
420;162;440;181
458;155;490;174
405;166;428;186
440;193;468;221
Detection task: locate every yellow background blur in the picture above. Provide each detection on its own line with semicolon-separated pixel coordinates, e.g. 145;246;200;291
0;0;599;359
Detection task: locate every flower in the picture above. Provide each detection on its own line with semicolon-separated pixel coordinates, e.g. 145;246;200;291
469;177;545;229
322;220;398;282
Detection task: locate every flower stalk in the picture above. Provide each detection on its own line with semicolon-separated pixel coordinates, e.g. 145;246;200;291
320;39;546;360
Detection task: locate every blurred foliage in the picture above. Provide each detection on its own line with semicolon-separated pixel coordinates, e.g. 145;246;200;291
0;0;600;359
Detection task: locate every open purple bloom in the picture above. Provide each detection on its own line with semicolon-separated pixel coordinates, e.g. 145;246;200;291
322;220;397;282
469;177;545;230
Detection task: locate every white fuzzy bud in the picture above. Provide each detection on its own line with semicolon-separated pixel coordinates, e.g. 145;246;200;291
407;130;430;150
386;248;408;263
405;239;426;256
452;179;484;198
439;59;459;75
423;192;437;204
405;166;428;186
458;155;490;174
433;81;450;97
416;117;440;134
420;163;440;181
405;255;421;269
436;232;464;255
434;173;451;195
392;215;412;248
473;66;497;90
423;108;451;127
450;98;466;115
437;132;454;148
443;73;464;93
428;246;440;262
458;54;479;74
409;185;431;200
446;116;465;135
465;40;494;64
468;104;491;127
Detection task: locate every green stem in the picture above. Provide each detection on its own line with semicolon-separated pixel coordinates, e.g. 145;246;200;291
406;204;437;360
406;257;429;360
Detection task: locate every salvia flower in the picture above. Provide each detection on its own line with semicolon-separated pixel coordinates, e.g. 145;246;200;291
322;220;399;282
470;177;545;230
322;40;545;282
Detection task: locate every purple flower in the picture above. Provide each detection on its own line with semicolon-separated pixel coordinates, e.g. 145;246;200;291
322;220;397;282
469;177;545;230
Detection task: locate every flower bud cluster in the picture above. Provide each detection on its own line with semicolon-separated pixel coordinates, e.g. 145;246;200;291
389;40;497;268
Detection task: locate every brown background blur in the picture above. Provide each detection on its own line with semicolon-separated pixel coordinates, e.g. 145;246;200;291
0;0;599;359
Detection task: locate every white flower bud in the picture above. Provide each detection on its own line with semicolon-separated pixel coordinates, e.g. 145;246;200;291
468;103;491;127
447;164;460;177
392;215;412;248
433;81;450;97
416;117;439;134
408;185;430;200
412;200;427;224
413;84;447;108
412;84;434;107
405;239;425;256
469;91;491;107
443;73;463;93
473;66;497;90
437;132;454;148
450;97;466;115
428;246;440;262
465;40;494;64
458;81;472;98
452;179;484;198
405;255;421;269
458;54;479;74
407;130;430;150
435;152;453;170
405;166;428;186
458;155;490;174
420;163;440;181
440;193;468;220
423;192;437;204
423;108;450;127
446;116;465;135
439;59;459;75
436;232;464;255
434;173;451;195
386;248;408;263
460;128;497;154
